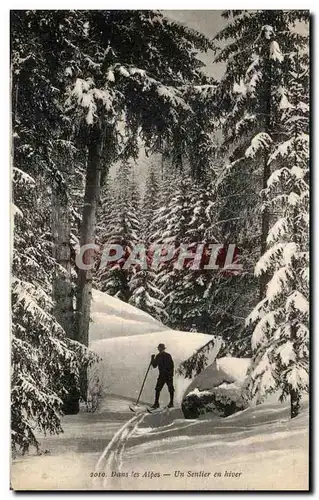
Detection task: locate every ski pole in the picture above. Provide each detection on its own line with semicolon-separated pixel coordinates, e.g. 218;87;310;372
134;360;152;406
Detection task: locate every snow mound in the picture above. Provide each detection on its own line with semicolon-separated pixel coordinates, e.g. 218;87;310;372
90;289;167;341
181;357;251;418
184;356;251;395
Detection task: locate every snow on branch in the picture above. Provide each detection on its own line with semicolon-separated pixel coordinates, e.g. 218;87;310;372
266;266;291;300
245;132;272;159
255;243;284;276
269;41;284;62
285;290;309;315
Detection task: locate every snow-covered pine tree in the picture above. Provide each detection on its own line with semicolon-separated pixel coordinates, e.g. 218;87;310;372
11;10;98;451
141;163;161;241
148;160;179;246
179;179;219;334
129;269;167;323
126;163;167;322
12;167;97;454
96;162;140;302
148;83;219;335
148;161;219;335
151;173;194;330
212;10;309;355
246;48;309;418
182;82;218;182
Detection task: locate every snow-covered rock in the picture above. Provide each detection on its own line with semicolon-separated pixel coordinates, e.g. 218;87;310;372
182;357;251;419
88;289;221;406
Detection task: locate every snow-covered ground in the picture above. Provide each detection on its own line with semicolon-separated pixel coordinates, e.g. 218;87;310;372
11;394;309;491
116;398;309;491
11;290;309;491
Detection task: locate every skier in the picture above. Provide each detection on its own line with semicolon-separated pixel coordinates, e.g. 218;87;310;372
150;343;174;409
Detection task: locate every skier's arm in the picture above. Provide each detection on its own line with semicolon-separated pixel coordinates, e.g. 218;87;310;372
168;354;174;372
151;354;158;368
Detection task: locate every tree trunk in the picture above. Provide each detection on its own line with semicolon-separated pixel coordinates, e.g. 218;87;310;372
51;151;80;415
52;181;74;337
76;129;103;345
290;388;301;419
259;42;272;301
76;127;104;398
259;154;271;300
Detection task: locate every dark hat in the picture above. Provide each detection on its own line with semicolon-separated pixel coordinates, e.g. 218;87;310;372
158;343;166;349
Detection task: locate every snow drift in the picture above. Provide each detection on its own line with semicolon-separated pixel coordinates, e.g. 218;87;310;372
89;289;221;405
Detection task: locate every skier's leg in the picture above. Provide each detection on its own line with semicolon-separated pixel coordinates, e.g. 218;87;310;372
152;376;165;408
166;377;175;407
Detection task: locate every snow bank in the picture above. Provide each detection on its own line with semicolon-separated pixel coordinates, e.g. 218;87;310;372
90;289;168;341
121;399;309;490
11;396;309;491
181;357;251;418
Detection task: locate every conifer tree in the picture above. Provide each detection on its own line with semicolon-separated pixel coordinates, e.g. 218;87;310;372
96;163;140;302
129;269;167;322
11;10;98;450
126;163;168;321
246;49;309;417
141;164;161;241
212;10;309;356
11;167;96;454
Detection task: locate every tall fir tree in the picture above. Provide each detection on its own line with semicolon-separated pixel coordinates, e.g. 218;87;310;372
212;10;309;356
11;10;98;451
246;48;309;417
61;9;216;351
127;163;167;322
96;162;140;302
12;166;96;454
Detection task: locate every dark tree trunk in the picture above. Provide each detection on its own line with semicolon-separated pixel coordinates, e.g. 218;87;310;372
51;149;79;415
76;127;104;398
52;181;74;337
259;42;272;301
259;154;271;300
76;129;104;345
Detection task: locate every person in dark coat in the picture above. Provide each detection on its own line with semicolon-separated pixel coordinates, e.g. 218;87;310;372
150;343;174;409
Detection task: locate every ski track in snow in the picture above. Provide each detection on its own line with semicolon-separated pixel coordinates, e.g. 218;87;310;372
94;411;146;488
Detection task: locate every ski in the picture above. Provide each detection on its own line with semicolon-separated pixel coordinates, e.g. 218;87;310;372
129;404;151;413
146;406;172;414
129;404;171;414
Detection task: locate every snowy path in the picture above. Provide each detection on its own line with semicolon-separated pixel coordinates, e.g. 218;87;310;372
11;395;309;491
